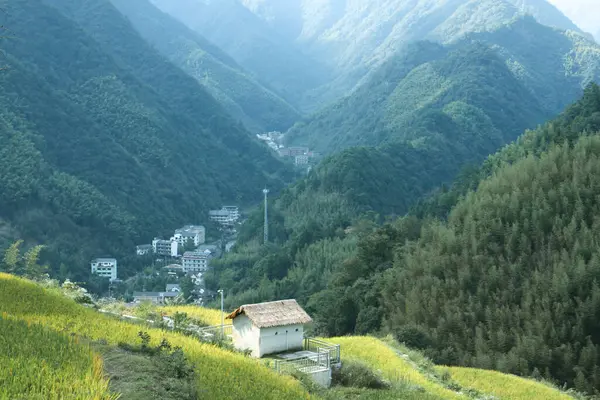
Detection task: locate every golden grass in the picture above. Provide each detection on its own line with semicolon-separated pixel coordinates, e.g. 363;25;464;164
0;274;313;400
0;313;117;400
326;336;463;399
438;367;575;400
159;304;227;326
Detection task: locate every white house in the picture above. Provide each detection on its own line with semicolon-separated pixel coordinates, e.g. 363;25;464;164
226;299;312;358
209;206;239;226
152;238;178;257
173;225;206;247
91;258;118;281
136;244;153;256
182;251;209;273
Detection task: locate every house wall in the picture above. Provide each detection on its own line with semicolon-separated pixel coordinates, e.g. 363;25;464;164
232;315;260;356
258;324;304;357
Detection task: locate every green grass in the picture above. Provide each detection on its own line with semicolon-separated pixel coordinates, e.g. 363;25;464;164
438;367;575;400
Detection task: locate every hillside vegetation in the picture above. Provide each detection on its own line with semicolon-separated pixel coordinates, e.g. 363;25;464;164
110;0;300;133
161;0;587;107
1;271;579;400
0;273;312;400
0;314;115;400
0;0;292;280
287;16;600;155
210;85;600;395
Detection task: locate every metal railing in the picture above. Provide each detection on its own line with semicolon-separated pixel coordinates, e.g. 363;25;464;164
304;337;341;364
266;349;331;375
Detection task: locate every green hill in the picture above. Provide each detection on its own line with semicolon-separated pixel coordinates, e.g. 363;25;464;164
149;0;332;110
206;83;600;394
0;0;293;280
175;0;587;108
109;0;300;133
287;16;600;155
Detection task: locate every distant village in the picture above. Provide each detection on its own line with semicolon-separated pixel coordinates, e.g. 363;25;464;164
90;205;241;304
256;131;321;168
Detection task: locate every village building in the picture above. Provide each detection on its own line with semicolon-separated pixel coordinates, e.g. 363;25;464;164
209;206;239;227
152;238;178;257
166;284;181;292
91;258;118;281
133;291;179;304
226;299;312;358
182;251;210;273
136;244;153;256
173;225;206;247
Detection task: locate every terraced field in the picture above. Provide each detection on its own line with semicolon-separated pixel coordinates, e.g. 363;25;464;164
0;274;311;400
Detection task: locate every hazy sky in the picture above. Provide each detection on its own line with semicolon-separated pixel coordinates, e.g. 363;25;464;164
547;0;600;35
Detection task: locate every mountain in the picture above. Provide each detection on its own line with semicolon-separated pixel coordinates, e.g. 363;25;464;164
149;0;332;110
109;0;300;133
381;83;600;394
240;0;587;105
287;16;600;155
0;0;293;280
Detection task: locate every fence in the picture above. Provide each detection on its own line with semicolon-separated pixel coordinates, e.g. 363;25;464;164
266;349;331;375
304;337;341;364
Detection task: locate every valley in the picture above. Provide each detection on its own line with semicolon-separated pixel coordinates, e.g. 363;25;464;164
2;0;600;398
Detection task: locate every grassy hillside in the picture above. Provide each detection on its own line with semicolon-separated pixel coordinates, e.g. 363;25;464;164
0;0;293;280
0;314;115;399
0;272;580;399
110;0;300;133
0;273;312;400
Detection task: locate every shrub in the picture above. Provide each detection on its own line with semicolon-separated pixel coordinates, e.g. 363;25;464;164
332;360;391;389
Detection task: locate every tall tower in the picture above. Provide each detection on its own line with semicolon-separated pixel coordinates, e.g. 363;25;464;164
263;188;269;244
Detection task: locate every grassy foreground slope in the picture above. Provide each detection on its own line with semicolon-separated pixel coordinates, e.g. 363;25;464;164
0;314;116;400
439;367;573;400
0;274;311;400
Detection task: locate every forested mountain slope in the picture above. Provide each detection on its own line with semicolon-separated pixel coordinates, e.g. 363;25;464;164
110;0;299;133
149;0;332;109
0;0;292;280
177;0;586;107
287;16;600;155
209;84;600;396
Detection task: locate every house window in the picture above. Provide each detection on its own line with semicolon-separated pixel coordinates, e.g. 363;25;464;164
295;328;299;332
275;332;278;335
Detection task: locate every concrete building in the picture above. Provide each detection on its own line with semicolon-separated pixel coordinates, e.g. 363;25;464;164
91;258;118;281
133;291;179;304
182;251;209;273
209;206;239;226
173;225;206;247
136;244;152;256
279;147;309;157
152;238;178;257
166;284;181;292
226;299;312;358
294;155;310;166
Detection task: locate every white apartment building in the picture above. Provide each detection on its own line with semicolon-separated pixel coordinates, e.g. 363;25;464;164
91;258;118;281
152;238;178;257
209;206;240;226
182;251;209;273
173;225;206;247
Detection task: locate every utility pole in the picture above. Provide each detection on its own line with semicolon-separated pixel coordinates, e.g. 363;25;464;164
218;289;224;337
263;188;269;244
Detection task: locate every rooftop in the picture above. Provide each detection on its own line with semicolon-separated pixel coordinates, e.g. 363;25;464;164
92;258;117;263
226;299;312;328
133;292;179;298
